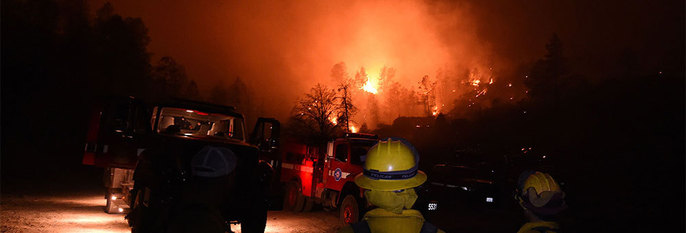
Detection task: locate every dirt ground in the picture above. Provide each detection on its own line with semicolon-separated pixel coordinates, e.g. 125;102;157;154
0;192;343;233
0;193;130;233
0;188;524;233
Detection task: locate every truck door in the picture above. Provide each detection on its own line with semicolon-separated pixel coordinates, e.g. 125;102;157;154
250;117;280;154
82;97;145;169
249;117;282;206
326;141;350;192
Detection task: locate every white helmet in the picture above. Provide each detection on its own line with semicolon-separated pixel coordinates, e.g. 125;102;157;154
191;146;237;178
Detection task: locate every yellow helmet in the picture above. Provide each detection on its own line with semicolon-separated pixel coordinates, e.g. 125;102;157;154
354;138;427;191
517;171;566;215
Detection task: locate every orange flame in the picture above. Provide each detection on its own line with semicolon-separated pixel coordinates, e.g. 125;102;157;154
431;106;439;116
329;116;338;125
349;124;358;133
361;74;379;94
471;79;481;87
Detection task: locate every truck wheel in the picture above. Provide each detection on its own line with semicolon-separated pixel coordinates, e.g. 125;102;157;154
127;189;149;233
339;195;359;225
241;191;268;233
283;182;305;212
303;197;314;212
240;205;267;233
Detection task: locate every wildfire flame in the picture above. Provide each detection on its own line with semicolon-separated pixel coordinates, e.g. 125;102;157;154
349;124;358;133
431;106;439;116
471;79;481;87
475;88;488;97
329;115;357;133
361;75;379;94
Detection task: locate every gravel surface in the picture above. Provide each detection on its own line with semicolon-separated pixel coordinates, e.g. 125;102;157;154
0;192;344;233
0;193;130;233
234;211;343;233
0;191;522;233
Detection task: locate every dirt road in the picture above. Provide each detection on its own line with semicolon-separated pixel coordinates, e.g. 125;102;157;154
0;192;343;233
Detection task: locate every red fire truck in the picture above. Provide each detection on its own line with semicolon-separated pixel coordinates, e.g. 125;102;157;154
277;133;378;224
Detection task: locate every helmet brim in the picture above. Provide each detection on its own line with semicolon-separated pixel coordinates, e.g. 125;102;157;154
354;170;427;191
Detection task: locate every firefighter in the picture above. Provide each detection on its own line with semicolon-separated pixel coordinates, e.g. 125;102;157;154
515;170;567;233
339;138;445;233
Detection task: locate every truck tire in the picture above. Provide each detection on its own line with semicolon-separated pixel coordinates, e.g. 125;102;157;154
240;203;267;233
283;182;305;212
127;189;147;233
303;197;314;212
339;194;360;225
241;185;268;233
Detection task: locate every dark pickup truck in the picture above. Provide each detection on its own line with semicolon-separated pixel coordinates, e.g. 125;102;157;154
82;96;279;233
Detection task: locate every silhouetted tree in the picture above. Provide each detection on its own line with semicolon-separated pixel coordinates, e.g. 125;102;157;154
353;67;368;89
0;0;172;186
331;62;349;84
288;84;349;144
185;80;200;99
526;33;567;105
418;75;437;116
92;2;151;96
152;56;188;97
209;82;230;106
228;77;248;108
336;83;356;130
359;123;369;133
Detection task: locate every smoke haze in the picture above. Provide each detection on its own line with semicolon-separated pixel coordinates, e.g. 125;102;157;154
97;0;683;122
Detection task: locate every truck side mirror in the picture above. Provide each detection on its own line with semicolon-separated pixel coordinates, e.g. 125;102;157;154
250;117;280;152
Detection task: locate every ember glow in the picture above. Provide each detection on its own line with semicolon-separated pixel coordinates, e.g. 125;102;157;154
471;79;481;87
432;106;440;116
349;124;359;133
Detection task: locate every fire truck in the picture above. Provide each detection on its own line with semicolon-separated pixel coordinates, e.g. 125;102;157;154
277;133;379;224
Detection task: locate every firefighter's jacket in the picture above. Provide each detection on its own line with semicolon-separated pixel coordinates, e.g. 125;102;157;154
516;221;559;233
338;208;445;233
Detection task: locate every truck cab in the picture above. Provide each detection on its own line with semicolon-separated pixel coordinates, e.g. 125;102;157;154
321;134;377;199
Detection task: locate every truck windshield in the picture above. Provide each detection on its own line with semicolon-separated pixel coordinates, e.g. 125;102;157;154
155;107;244;140
350;140;378;165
